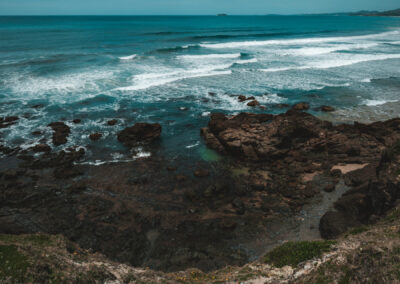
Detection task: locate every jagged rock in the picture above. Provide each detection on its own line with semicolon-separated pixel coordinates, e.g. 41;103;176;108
72;119;81;124
118;123;161;147
48;122;71;146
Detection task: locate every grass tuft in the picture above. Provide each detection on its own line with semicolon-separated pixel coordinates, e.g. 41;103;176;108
0;245;30;282
264;240;336;268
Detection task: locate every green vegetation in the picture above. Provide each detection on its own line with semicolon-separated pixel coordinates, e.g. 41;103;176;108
0;245;30;282
0;233;53;246
264;240;336;268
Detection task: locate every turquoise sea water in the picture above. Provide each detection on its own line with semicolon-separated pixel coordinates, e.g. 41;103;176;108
1;15;400;162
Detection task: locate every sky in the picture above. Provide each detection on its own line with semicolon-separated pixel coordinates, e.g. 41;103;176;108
0;0;399;15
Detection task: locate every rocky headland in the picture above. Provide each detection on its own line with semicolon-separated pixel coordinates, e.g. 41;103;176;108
2;102;400;282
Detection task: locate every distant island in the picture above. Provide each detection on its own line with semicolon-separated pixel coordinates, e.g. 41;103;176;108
217;13;228;16
351;8;400;16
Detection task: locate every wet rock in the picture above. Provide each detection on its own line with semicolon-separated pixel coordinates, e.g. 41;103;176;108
48;122;71;146
276;103;290;109
107;119;118;126
247;100;260;107
323;184;336;192
232;198;245;215
238;95;247;102
176;174;186;182
72;119;81;124
167;166;177;172
194;168;210;178
118;123;161;147
31;104;44;109
320;105;335;112
31;144;51;153
320;211;361;239
291;102;310;111
0;116;19;129
89;133;102;141
32;131;42;136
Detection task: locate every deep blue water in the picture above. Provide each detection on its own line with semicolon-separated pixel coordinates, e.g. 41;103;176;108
1;16;400;163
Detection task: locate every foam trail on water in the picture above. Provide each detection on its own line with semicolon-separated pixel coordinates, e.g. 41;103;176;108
363;99;398;106
200;30;399;49
281;43;378;56
119;54;137;60
116;66;232;91
177;53;241;60
261;54;400;72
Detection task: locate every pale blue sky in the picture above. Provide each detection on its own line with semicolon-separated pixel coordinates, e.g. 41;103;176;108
0;0;399;15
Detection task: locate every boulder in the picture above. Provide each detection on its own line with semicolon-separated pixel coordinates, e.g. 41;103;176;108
48;122;71;146
247;100;260;107
291;102;310;111
238;95;247;102
72;119;81;124
118;123;161;147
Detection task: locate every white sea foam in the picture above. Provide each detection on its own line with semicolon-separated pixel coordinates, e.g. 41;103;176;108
257;93;287;104
200;30;399;49
119;54;137;60
116;66;232;91
363;99;398;106
261;54;400;72
186;142;200;148
281;43;378;56
6;70;112;99
177;53;241;60
233;58;258;64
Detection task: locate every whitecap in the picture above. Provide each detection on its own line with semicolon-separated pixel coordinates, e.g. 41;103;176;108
177;53;241;60
186;142;200;148
200;30;399;49
363;99;398;106
115;66;232;91
260;54;400;72
119;54;137;60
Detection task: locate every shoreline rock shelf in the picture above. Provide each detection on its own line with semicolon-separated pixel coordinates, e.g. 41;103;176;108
2;110;400;273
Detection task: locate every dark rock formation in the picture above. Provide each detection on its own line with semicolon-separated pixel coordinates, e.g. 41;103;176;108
89;133;102;141
118;123;161;147
72;119;81;124
320;105;335;112
107;119;118;126
48;122;71;146
292;102;310;111
247;100;260;107
30;144;51;153
0;116;19;129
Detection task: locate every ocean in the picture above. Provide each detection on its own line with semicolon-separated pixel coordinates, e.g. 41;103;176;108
1;15;400;163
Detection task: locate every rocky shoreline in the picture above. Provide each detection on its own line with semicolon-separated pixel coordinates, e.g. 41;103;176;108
1;103;400;274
